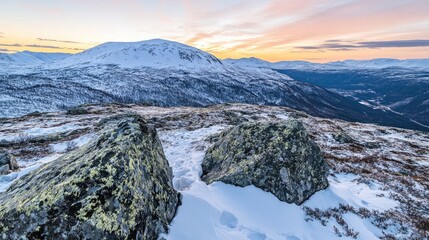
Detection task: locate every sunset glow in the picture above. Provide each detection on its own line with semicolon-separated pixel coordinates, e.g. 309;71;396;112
1;0;429;62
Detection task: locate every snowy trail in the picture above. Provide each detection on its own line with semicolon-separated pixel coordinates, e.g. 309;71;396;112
159;126;397;240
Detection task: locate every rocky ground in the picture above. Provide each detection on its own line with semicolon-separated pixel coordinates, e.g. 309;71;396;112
0;103;428;239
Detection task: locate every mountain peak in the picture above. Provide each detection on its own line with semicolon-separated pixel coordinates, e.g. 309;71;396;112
54;39;225;71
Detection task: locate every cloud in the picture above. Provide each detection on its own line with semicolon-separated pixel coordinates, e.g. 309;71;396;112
359;40;429;48
0;43;21;47
0;48;11;52
26;44;68;49
192;0;429;58
37;38;84;44
297;44;356;50
0;43;84;51
0;32;4;38
296;39;429;51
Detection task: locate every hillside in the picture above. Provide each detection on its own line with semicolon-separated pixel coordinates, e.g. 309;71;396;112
1;104;427;239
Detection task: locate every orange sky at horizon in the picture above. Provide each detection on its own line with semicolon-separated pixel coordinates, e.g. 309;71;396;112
1;0;429;63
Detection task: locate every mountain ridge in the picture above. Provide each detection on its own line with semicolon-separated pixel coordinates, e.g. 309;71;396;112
0;51;71;66
0;39;427;131
3;40;428;70
225;57;429;70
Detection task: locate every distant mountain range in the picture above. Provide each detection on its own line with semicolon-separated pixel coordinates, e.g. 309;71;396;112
0;51;71;66
0;39;427;131
2;43;428;70
224;57;429;70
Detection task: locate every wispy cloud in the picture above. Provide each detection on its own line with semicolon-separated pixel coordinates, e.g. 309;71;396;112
0;48;11;52
297;39;429;51
0;43;21;47
37;38;84;44
0;32;4;38
360;40;429;48
0;43;84;51
1;0;429;60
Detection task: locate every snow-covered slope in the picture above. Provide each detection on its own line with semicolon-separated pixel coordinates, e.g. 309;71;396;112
223;57;272;68
0;51;71;66
273;60;324;70
329;58;429;69
1;104;427;239
223;58;326;70
2;64;426;131
54;39;225;71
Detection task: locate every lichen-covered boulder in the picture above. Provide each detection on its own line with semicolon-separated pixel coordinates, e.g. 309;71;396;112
0;153;18;175
201;118;329;205
0;115;180;239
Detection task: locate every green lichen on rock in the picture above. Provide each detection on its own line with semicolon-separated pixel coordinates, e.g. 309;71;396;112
201;118;329;205
0;115;180;239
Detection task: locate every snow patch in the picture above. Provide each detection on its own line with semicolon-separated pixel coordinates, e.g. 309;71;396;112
160;125;397;240
0;154;62;192
49;133;95;153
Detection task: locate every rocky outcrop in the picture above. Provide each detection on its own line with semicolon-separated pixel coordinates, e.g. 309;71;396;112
333;130;355;144
201;118;329;205
0;115;180;239
0;153;18;175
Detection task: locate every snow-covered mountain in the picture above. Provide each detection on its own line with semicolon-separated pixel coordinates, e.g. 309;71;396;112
53;39;226;71
0;39;427;131
224;57;429;70
0;51;71;66
223;57;272;68
222;58;324;70
329;58;429;69
273;60;324;70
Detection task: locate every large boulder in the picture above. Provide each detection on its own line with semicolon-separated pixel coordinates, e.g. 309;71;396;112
0;153;19;175
201;118;329;205
0;115;180;239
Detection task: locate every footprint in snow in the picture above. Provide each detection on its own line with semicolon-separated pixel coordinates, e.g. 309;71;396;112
219;211;238;229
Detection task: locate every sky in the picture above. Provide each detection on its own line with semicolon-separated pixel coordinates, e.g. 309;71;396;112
1;0;429;62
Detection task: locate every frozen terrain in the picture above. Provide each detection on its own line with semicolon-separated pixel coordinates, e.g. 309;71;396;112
1;104;427;239
160;126;398;240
